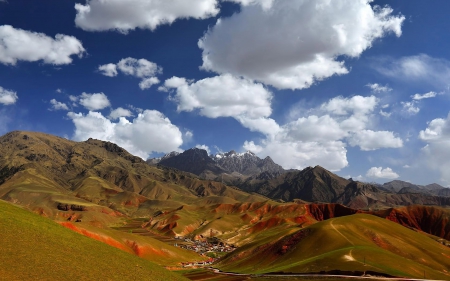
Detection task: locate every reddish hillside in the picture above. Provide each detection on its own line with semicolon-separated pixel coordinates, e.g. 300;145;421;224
373;205;450;240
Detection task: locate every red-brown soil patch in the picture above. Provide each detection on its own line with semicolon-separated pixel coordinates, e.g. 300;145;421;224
306;203;361;221
59;222;132;254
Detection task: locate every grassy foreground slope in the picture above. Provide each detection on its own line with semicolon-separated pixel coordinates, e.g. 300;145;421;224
0;200;187;281
217;214;450;280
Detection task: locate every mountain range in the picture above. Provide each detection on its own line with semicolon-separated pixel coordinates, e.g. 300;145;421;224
150;147;450;209
2;131;450;280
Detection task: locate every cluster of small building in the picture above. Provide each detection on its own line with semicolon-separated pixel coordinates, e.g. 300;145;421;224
181;258;216;268
173;236;236;255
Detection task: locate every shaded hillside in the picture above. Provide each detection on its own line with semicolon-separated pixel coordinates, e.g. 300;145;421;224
0;200;187;281
216;214;450;280
239;165;450;208
0;131;266;223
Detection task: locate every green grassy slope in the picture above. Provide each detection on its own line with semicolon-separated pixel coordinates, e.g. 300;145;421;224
0;199;188;281
217;214;450;280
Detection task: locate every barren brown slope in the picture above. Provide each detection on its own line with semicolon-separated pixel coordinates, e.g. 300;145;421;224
0;131;266;223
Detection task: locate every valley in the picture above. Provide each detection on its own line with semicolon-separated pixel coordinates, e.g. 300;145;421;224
1;131;450;280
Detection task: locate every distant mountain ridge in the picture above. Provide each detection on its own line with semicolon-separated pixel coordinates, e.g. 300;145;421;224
382;180;449;196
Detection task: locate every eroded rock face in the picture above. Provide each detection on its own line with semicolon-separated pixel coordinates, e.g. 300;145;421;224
214;151;284;175
157;148;226;176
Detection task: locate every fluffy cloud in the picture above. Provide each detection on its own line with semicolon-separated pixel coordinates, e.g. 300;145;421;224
195;144;210;154
412;91;437;100
374;54;450;88
401;101;420;115
49;99;69;111
419;113;450;183
164;74;272;119
75;0;219;33
98;63;118;77
199;0;404;90
68;110;183;158
245;138;348;171
283;115;346;142
0;25;84;65
235;116;280;136
348;130;403;151
366;83;392;93
117;58;161;78
99;58;162;90
320;95;378;132
108;107;133;120
242;95;402;171
224;0;274;9
78;93;111;111
0;86;18;105
366;167;399;179
139;77;160;90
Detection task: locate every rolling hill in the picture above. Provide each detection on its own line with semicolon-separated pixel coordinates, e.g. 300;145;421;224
0;199;188;281
216;214;450;280
2;130;450;280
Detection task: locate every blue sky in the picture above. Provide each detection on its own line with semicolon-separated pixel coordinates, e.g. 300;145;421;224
1;0;450;186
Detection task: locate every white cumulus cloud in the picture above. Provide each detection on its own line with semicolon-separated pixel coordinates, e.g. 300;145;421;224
0;25;85;65
419;113;450;183
348;130;403;151
139;77;160;90
411;91;437;100
98;63;118;77
241;95;403;171
109;107;133;120
401;101;420;115
366;167;399;179
199;0;404;90
49;99;69;111
366;83;392;93
99;57;162;90
164;74;272;119
75;0;219;33
68;110;183;159
224;0;274;9
374;54;450;88
0;86;18;105
195;144;210;154
117;57;161;78
78;92;111;111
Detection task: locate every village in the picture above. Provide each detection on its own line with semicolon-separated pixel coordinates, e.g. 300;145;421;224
173;235;237;268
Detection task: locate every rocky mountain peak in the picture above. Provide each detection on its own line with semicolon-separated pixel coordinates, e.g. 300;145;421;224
148;147;285;177
214;150;284;176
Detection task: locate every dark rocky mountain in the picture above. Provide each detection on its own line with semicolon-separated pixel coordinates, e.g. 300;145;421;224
148;148;285;180
383;180;419;193
150;148;227;176
237;166;450;209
